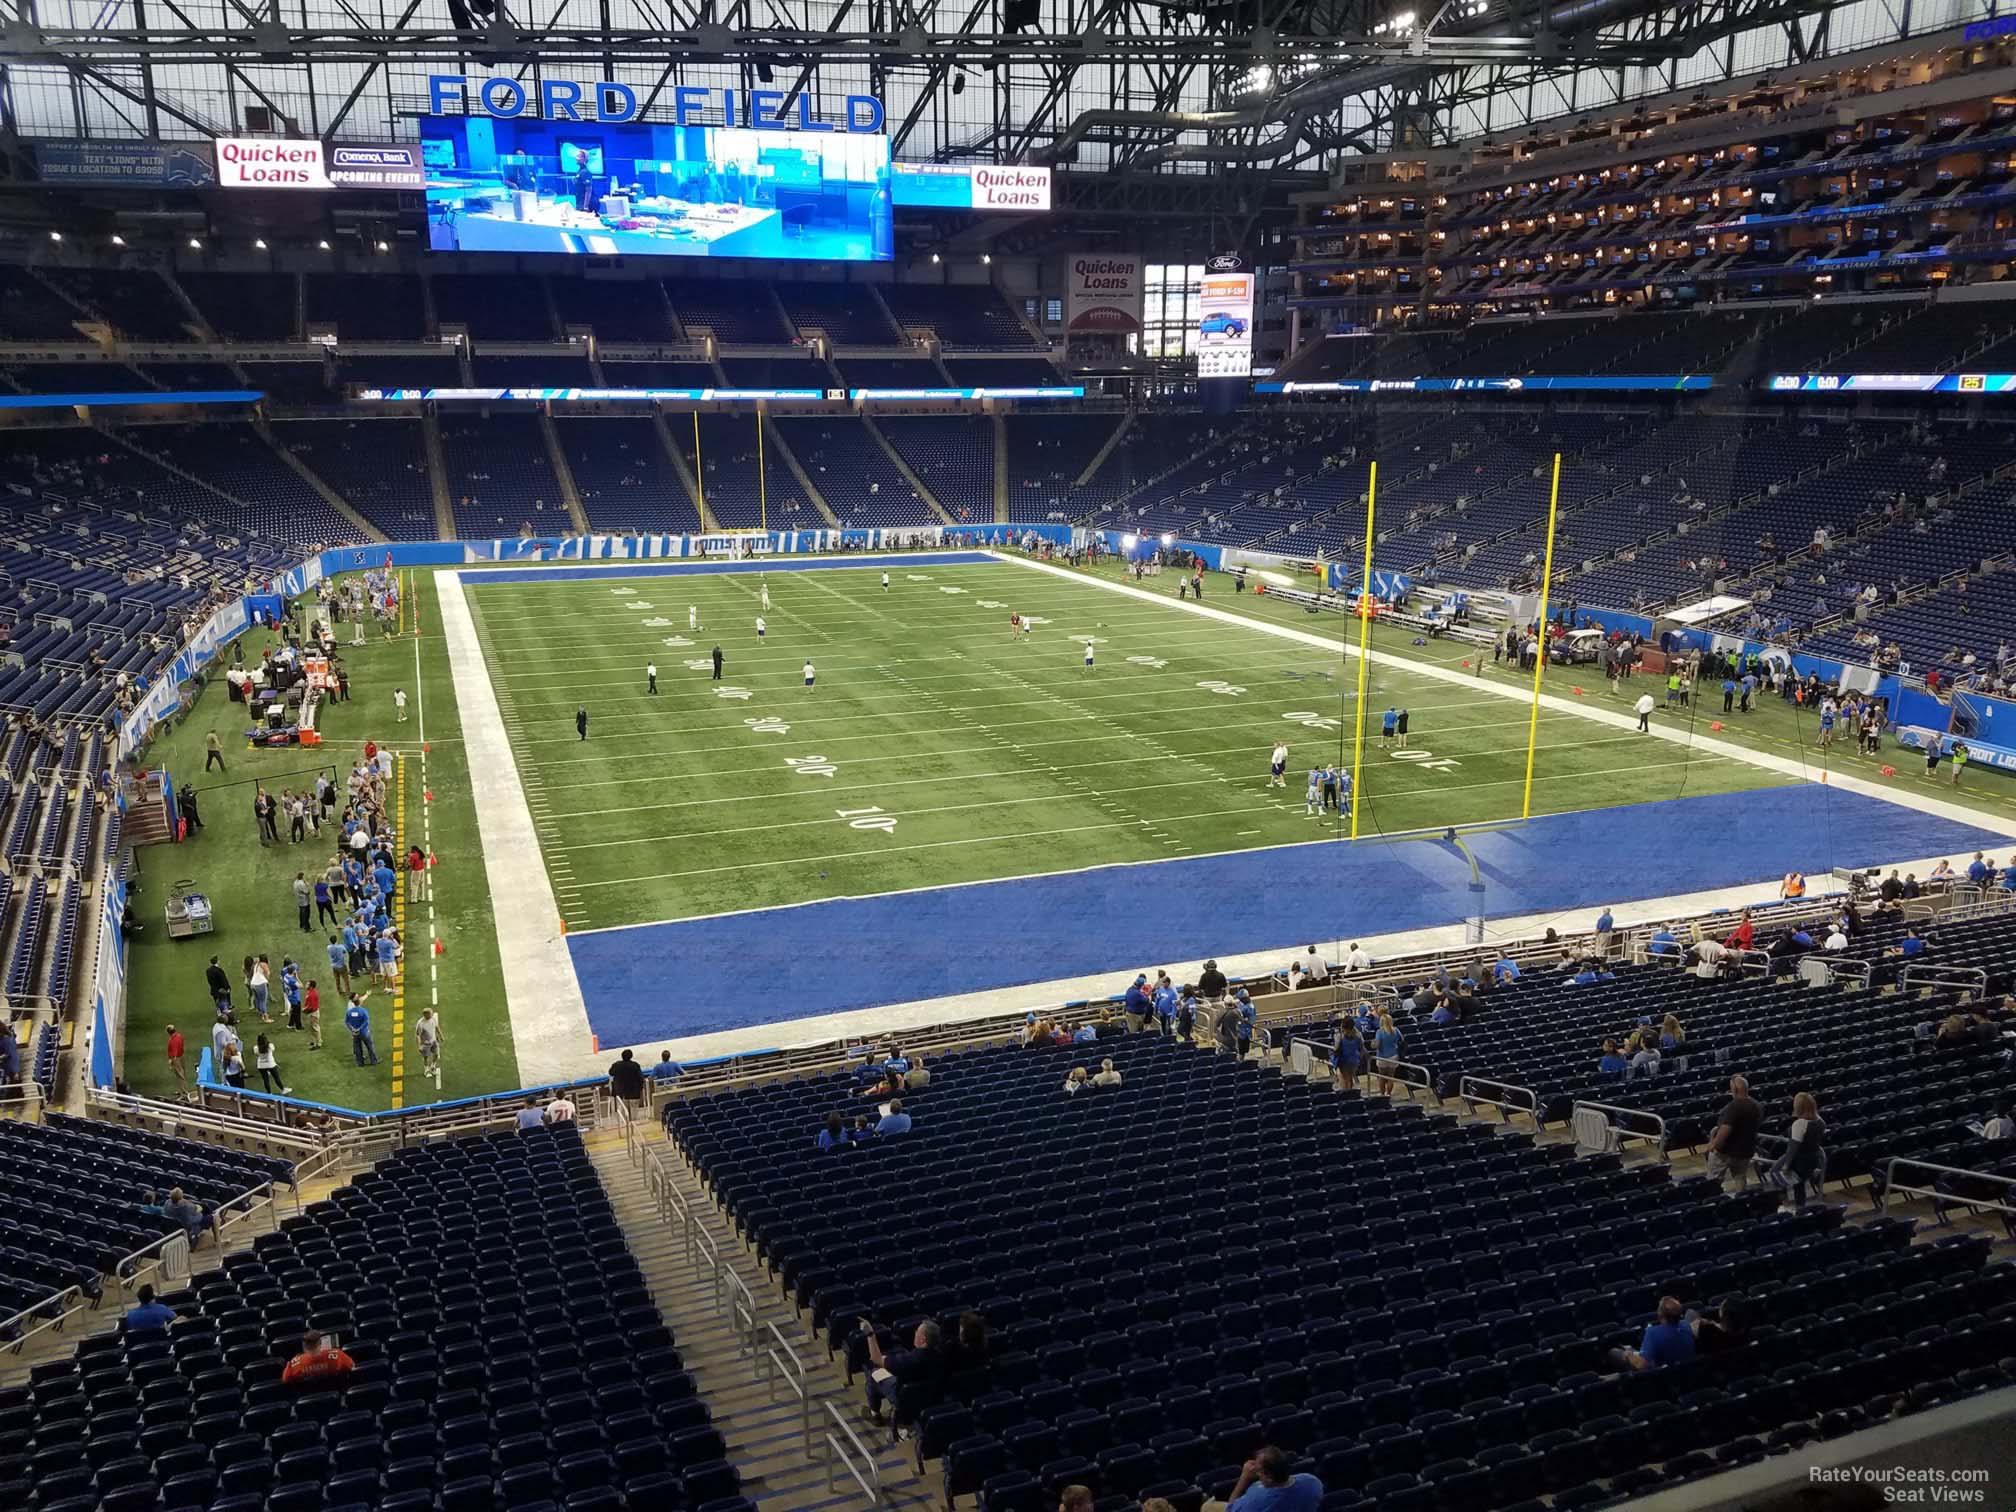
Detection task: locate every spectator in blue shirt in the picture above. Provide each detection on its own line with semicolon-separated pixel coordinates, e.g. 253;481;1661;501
1151;979;1177;1035
1430;1002;1456;1026
343;997;377;1066
1491;953;1520;984
374;932;398;986
876;1100;912;1136
1226;1446;1324;1512
649;1051;681;1081
1122;974;1153;1031
1615;1297;1696;1371
1073;1021;1099;1045
1648;926;1679;958
1897;929;1927;958
817;1112;851;1151
1595;907;1615;936
1968;853;1990;885
124;1284;177;1332
1597;1039;1629;1076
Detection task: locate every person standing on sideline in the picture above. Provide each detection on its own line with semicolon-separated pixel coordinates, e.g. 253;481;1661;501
1083;641;1095;674
756;615;767;641
881;572;890;591
204;730;225;771
165;1024;189;1102
252;1034;291;1095
689;604;700;632
711;646;724;681
325;934;351;998
761;581;771;613
1722;676;1736;713
292;872;311;932
303;981;323;1050
344;996;377;1066
1395;706;1411;750
1952;742;1971;787
281;959;303;1030
1381;706;1397;744
1635;690;1655;732
803;660;816;691
414;1007;443;1089
206;954;232;1013
646;662;658;695
394;687;408;723
1305;766;1322;815
576;706;589;741
1269;741;1289;789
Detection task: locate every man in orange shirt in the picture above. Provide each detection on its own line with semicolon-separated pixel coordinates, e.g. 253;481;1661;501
281;1331;355;1390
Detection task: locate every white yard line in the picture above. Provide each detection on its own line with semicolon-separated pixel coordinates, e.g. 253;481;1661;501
435;570;594;1085
989;552;2016;842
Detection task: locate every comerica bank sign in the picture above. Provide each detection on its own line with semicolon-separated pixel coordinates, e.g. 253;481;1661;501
425;75;887;132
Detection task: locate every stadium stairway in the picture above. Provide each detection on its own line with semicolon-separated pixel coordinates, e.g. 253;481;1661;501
0;1148;359;1392
421;413;458;539
537;411;594;535
865;416;955;525
251;413;386;543
587;1122;930;1512
651;413;718;532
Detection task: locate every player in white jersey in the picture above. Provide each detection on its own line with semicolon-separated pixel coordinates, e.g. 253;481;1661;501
761;583;771;613
1083;642;1095;673
756;616;767;639
803;661;815;690
881;572;890;591
1306;768;1322;815
689;605;699;631
1269;742;1289;788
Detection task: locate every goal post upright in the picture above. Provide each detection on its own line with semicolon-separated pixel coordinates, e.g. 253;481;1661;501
1348;461;1378;841
1519;452;1565;821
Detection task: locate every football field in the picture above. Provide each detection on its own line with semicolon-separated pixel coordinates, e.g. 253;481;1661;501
463;554;1794;935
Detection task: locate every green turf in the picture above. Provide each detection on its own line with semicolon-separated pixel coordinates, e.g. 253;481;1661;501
119;572;513;1109
113;552;2016;1104
464;559;1798;933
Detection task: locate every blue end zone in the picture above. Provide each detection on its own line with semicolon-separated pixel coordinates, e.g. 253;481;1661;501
464;551;997;586
565;784;2008;1047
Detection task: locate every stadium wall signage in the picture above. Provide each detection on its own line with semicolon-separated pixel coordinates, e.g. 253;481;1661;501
426;75;887;132
215;139;426;191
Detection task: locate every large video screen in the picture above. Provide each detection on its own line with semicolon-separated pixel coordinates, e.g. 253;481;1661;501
420;116;893;261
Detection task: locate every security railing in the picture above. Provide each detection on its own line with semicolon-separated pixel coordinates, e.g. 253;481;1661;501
1458;1074;1541;1125
822;1400;882;1506
1572;1100;1667;1157
1878;1156;2016;1220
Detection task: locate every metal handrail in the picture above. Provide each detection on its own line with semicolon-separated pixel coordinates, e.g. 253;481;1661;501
0;1081;46;1122
1822;957;1873;989
1733;947;1775;977
693;1224;724;1316
760;1320;814;1455
1458;1074;1540;1123
1879;1155;2016;1216
0;1283;87;1354
1380;1058;1434;1099
1901;964;1989;998
1572;1099;1667;1156
822;1400;883;1506
726;1266;760;1362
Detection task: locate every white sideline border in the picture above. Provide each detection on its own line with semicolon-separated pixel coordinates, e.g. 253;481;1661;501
435;570;594;1085
439;552;2016;1082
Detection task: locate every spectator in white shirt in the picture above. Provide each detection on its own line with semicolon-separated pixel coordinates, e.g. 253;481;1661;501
1345;942;1372;972
1823;928;1848;952
1301;947;1329;983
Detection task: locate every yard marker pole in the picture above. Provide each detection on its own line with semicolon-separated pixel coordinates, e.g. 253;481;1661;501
1348;461;1378;841
757;409;768;533
692;412;707;522
1519;452;1564;821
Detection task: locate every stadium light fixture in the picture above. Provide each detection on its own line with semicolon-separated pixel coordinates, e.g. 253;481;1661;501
109;235;124;246
930;251;942;263
187;237;201;249
254;238;267;249
376;240;389;251
1121;533;1138;550
318;239;331;249
47;230;60;242
1160;533;1173;546
981;253;992;264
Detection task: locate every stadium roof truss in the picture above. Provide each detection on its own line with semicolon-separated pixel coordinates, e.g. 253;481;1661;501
0;0;1973;180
